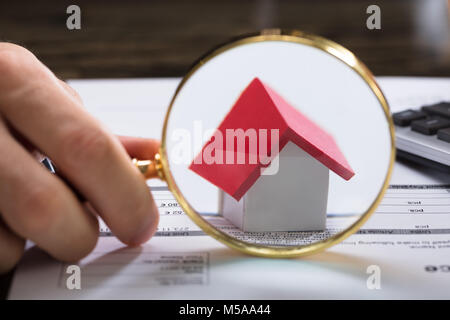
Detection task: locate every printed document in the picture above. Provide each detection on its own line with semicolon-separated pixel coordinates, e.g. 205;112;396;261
8;77;450;299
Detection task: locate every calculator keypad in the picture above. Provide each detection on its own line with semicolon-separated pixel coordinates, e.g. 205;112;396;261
394;102;450;142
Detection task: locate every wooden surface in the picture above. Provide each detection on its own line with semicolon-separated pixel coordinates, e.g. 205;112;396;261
1;0;449;79
0;0;449;299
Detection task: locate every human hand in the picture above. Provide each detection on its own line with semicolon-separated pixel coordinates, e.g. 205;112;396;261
0;43;160;273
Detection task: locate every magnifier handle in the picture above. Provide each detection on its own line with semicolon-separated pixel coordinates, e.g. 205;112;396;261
132;153;164;180
40;153;164;200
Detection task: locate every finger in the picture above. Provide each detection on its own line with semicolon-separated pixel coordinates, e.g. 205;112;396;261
0;119;99;262
0;43;159;245
0;218;25;274
118;136;160;160
58;79;83;105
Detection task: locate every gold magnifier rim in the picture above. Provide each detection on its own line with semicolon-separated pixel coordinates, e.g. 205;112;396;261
158;29;396;258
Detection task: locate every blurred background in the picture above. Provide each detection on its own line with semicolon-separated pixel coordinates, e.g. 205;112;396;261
0;0;449;79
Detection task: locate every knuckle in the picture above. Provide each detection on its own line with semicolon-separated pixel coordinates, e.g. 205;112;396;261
0;43;53;103
61;81;83;104
61;126;114;171
68;87;83;104
0;43;32;75
0;46;21;80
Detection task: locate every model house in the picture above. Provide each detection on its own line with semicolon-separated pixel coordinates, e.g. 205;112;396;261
189;78;354;232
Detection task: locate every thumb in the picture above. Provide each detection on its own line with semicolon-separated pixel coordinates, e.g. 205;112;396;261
118;136;160;160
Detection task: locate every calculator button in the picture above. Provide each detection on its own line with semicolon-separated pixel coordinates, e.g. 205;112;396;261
422;102;450;119
393;109;427;126
437;128;450;143
411;117;450;135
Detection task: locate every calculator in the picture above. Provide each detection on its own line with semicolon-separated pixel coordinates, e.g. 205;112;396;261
393;102;450;173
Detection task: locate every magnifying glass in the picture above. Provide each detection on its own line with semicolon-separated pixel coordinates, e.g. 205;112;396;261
134;29;394;257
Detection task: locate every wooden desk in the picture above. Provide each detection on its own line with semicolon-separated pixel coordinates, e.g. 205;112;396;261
1;0;449;79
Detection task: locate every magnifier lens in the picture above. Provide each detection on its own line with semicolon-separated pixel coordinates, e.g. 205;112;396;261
161;32;393;255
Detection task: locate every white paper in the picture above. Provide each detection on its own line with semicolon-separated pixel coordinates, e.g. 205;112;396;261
8;76;450;299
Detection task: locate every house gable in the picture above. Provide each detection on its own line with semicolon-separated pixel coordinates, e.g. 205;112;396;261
189;77;354;201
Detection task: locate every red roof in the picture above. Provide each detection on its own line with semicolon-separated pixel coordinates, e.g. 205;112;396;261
189;78;355;201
